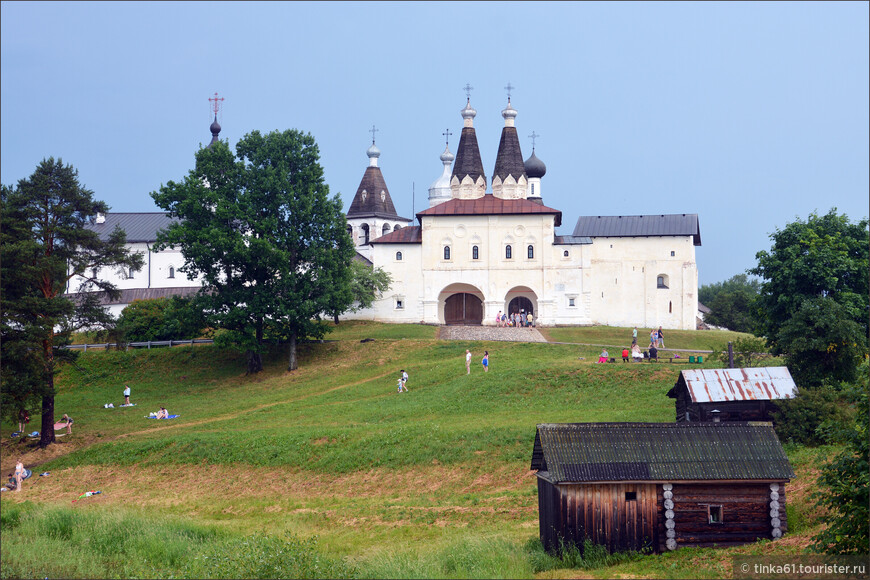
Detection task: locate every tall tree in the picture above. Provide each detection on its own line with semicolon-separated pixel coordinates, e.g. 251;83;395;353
698;273;760;333
151;130;355;373
0;159;143;447
749;209;869;387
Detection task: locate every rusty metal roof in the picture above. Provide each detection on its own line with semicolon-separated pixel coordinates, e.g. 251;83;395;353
417;195;562;227
531;422;794;483
370;226;422;244
675;367;797;403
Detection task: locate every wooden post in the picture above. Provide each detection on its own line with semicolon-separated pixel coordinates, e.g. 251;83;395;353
728;342;734;368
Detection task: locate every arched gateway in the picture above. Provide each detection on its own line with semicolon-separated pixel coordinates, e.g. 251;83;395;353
444;293;483;325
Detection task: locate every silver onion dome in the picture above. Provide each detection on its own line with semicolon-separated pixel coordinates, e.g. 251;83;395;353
367;143;381;159
461;99;477;120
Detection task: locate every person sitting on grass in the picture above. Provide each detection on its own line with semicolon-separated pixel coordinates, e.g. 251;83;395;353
155;407;169;419
598;349;609;363
631;343;644;362
648;345;658;362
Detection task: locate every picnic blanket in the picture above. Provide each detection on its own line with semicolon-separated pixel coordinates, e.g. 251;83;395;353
146;414;180;419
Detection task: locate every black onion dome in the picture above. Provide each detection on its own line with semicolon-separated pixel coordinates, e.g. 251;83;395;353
524;150;547;179
208;115;221;148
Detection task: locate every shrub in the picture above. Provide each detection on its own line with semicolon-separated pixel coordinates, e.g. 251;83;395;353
771;384;854;446
117;297;204;343
713;336;770;367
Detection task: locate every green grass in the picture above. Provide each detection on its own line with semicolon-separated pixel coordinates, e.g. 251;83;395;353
0;323;817;579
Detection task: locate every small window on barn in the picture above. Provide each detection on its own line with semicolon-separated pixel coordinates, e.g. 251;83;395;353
708;505;723;524
625;491;637;501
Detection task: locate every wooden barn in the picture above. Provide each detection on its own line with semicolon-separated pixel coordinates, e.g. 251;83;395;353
667;367;797;423
530;422;794;554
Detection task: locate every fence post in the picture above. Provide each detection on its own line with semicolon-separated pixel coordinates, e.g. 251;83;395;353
83;343;87;352
728;341;734;368
148;341;151;350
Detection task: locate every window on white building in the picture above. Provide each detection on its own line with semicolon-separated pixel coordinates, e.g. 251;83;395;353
505;245;512;259
568;297;576;307
657;274;669;289
395;297;404;310
169;266;175;279
444;246;451;260
670;250;675;256
563;250;569;257
382;224;390;236
396;251;402;261
361;224;370;245
472;245;479;260
527;245;534;259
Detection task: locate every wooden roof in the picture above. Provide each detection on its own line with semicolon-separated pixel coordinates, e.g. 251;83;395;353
530;422;794;483
417;195;561;227
67;286;201;306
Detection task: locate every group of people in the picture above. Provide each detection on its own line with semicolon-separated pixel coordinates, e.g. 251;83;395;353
632;326;665;348
620;343;655;362
396;369;409;393
15;409;73;437
495;310;534;328
465;349;489;374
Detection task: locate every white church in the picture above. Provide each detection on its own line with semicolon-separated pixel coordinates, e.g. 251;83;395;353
345;95;700;329
75;93;700;329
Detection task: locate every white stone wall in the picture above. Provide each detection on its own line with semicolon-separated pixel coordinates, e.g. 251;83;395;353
350;218;699;330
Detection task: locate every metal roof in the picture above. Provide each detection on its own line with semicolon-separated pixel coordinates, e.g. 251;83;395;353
417;195;562;227
68;287;201;305
531;422;794;483
554;235;592;245
370;226;422;244
572;214;701;246
671;367;797;403
86;213;178;243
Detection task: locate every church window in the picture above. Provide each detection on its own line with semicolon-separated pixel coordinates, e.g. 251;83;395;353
531;183;535;195
127;268;135;279
382;224;390;236
396;299;404;310
394;224;402;231
569;297;576;307
669;301;673;313
346;225;353;238
361;190;367;202
381;191;386;202
563;250;569;257
671;250;675;257
444;246;451;260
396;251;403;261
361;224;370;245
657;274;669;289
168;266;175;279
472;245;479;260
527;245;534;259
505;245;512;259
91;268;98;279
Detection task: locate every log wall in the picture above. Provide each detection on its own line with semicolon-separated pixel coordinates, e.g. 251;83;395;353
656;482;788;551
537;480;658;554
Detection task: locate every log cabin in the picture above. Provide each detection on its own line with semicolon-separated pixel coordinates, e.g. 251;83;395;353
667;367;797;423
530;422;794;554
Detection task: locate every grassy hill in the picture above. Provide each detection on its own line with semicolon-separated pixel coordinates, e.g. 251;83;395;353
0;322;831;579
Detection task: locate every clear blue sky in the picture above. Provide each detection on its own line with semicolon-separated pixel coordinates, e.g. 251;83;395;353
2;1;867;286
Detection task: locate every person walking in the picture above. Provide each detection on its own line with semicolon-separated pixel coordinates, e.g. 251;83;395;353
632;327;638;345
496;311;502;327
465;350;472;375
123;384;131;406
400;369;409;392
657;327;665;348
482;351;489;372
527;312;534;328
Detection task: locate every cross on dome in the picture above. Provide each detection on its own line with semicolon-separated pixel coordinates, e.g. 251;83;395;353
209;92;224;116
463;83;474;100
442;128;453;145
529;131;540;150
504;82;515;102
369;124;379;145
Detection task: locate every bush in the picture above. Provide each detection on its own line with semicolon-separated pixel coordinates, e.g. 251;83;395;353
117;297;204;343
771;384;854;446
713;336;770;367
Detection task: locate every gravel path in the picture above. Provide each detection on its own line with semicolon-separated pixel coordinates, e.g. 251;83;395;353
439;325;548;343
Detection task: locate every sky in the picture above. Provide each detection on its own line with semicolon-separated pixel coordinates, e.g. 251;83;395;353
2;1;868;286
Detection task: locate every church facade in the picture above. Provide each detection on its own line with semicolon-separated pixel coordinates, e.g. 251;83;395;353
344;95;700;329
73;94;700;330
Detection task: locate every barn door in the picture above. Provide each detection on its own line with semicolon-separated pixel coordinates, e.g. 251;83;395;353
444;293;483;325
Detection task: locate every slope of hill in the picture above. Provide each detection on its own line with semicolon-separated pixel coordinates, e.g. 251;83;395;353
0;322;828;579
